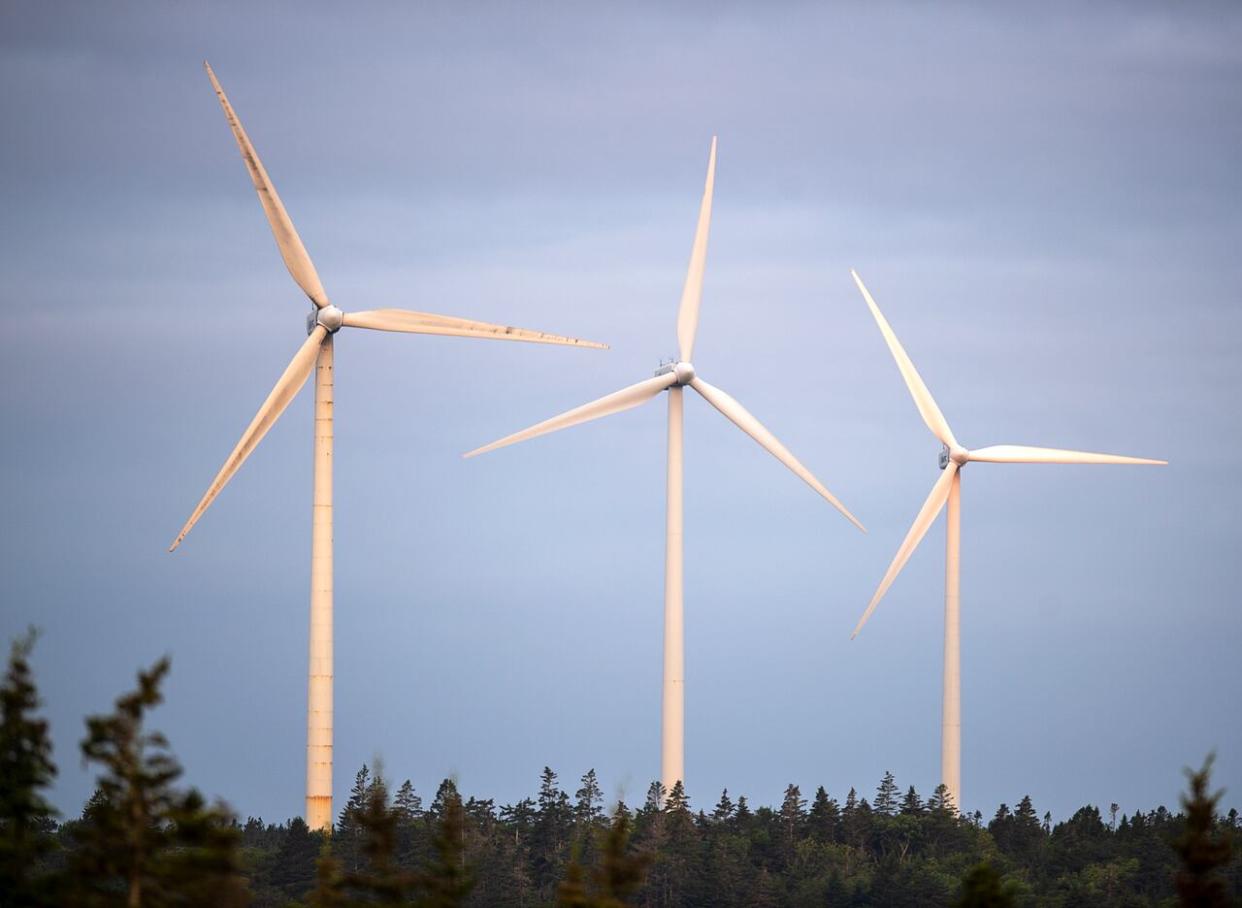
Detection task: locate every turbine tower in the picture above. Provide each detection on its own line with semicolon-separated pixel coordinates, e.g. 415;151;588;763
170;63;606;831
466;139;865;792
849;269;1165;812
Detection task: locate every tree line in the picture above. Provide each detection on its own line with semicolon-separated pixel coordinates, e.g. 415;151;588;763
1;633;1238;906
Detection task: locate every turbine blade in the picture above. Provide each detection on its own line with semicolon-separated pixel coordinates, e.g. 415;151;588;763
968;444;1166;466
204;61;330;309
341;308;607;349
851;269;957;448
169;326;327;551
676;137;717;362
688;376;865;532
464;372;678;458
852;463;958;638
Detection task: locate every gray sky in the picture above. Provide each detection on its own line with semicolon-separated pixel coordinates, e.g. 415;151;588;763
2;0;1239;823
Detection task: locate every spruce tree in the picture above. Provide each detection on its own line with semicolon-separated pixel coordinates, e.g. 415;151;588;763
574;769;604;830
900;785;924;816
1173;755;1232;907
342;768;418;904
808;786;840;843
394;779;422;820
779;784;806;847
711;789;735;823
874;771;899;816
0;631;59;906
532;767;571;897
420;787;473;907
335;764;372;873
70;657;246;906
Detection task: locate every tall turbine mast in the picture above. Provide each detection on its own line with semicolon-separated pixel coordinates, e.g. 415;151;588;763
467;140;865;794
849;269;1165;811
172;63;607;830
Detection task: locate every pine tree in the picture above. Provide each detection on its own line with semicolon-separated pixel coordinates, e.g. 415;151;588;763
0;631;59;906
874;771;899;816
900;785;924;816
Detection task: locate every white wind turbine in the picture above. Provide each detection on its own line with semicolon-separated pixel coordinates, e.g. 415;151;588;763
170;62;606;831
466;139;865;792
849;269;1165;812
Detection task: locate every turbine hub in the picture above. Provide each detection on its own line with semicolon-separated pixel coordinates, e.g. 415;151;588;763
672;361;696;385
309;304;344;334
940;444;970;469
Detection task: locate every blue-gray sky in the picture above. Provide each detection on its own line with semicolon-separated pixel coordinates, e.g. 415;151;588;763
2;1;1239;823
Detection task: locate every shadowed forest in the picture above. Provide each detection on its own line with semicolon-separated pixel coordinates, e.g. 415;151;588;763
3;637;1238;907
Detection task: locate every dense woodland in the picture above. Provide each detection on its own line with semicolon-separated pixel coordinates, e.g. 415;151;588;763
1;636;1238;906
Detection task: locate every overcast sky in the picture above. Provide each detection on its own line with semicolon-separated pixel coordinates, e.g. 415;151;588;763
2;1;1239;824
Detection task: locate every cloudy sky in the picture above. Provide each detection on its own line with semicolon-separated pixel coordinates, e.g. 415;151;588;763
2;1;1239;824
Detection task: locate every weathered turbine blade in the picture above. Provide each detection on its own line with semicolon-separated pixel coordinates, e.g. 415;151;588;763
967;444;1166;466
688;376;865;532
464;372;678;458
676;137;717;363
852;462;959;638
851;269;957;449
204;61;331;309
169;326;328;551
341;308;607;349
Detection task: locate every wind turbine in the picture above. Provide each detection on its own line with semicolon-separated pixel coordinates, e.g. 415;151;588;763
465;139;865;792
848;269;1165;812
170;62;606;831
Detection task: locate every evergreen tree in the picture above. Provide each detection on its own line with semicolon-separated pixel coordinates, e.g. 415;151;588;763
342;767;418;904
532;767;572;897
900;785;924;816
1173;755;1232;907
268;816;320;900
875;771;899;816
574;769;605;831
430;778;460;817
69;657;246;906
928;783;956;816
307;839;346;908
420;787;473;907
0;631;59;906
779;784;807;849
955;862;1016;908
555;803;650;908
808;786;841;843
733;795;752;827
394;779;422;820
711;789;735;823
336;763;372;873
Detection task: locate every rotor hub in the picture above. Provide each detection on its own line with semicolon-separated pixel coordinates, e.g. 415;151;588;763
308;304;344;334
672;361;696;385
940;444;970;469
